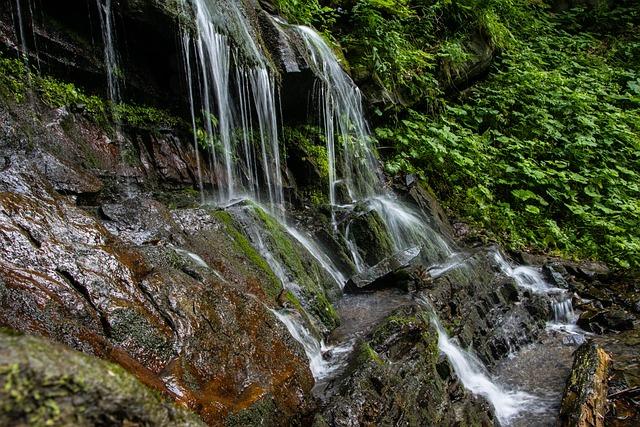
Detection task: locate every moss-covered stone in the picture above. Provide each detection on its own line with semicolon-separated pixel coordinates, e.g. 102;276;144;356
346;205;395;266
250;204;340;330
321;306;492;425
0;332;205;426
211;209;283;299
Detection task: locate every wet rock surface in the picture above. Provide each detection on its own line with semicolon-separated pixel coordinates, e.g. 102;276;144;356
318;305;493;426
0;94;316;423
559;343;611;427
344;246;422;292
1;4;639;425
420;249;550;366
0;330;205;427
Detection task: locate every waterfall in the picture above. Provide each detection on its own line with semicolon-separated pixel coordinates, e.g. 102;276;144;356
281;223;348;288
290;25;452;266
271;308;352;380
414;296;539;425
180;0;284;213
492;251;580;332
182;33;205;202
294;26;382;206
95;0;121;107
13;0;29;66
552;298;575;324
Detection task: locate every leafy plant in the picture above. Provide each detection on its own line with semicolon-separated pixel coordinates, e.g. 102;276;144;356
379;2;640;267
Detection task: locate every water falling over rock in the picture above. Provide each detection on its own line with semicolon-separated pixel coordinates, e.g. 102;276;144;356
180;0;284;211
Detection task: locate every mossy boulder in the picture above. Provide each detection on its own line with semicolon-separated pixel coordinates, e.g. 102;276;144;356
344;204;396;267
321;305;493;425
0;331;205;426
225;201;341;331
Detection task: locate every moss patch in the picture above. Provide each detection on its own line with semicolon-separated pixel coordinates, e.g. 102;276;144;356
250;204;340;329
211;210;282;299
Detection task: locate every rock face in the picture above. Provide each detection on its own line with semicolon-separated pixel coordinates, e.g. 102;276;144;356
344;246;422;292
0;91;315;423
319;305;493;426
342;204;396;267
0;153;316;424
0;330;205;427
559;343;611;427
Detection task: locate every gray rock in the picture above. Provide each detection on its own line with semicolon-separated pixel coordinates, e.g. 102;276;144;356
562;334;586;346
345;247;422;292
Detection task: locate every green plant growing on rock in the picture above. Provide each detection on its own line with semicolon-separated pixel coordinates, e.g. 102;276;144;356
250;204;340;329
211;209;282;299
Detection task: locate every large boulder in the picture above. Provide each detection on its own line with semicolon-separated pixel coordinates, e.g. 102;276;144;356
0;155;315;424
0;330;205;426
344;246;422;292
319;305;493;426
421;249;549;365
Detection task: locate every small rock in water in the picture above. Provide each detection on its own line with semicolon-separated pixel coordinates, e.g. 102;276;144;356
562;334;586;346
322;350;333;361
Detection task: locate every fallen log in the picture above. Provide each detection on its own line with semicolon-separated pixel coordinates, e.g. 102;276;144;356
558;342;611;427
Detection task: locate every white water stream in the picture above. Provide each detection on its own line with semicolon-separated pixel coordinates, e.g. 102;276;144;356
432;317;540;425
180;0;284;211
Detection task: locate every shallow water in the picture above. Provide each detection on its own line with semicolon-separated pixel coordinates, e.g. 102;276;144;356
494;330;576;426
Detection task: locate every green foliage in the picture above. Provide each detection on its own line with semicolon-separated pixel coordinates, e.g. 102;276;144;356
113;103;178;129
380;3;640;268
283;125;330;180
0;57;28;102
298;0;529;101
274;0;337;29
0;54;182;133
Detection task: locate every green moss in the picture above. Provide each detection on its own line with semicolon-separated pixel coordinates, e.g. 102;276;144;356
0;53;185;135
211;210;282;299
113;103;179;130
285;290;304;313
224;396;277;427
109;308;173;360
0;333;204;426
250;204;339;329
0;57;28;102
357;342;384;366
283;125;330;182
1;362;81;426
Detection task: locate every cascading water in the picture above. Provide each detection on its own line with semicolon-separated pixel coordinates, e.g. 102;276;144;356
179;0;284;212
433;318;540;425
13;0;29;67
282;223;347;288
271;308;352;380
492;250;580;333
95;0;121;108
290;24;452;266
294;25;381;206
552;298;575;324
228;202;351;379
414;296;541;426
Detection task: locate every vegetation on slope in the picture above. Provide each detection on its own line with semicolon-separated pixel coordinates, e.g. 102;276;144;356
278;0;640;268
